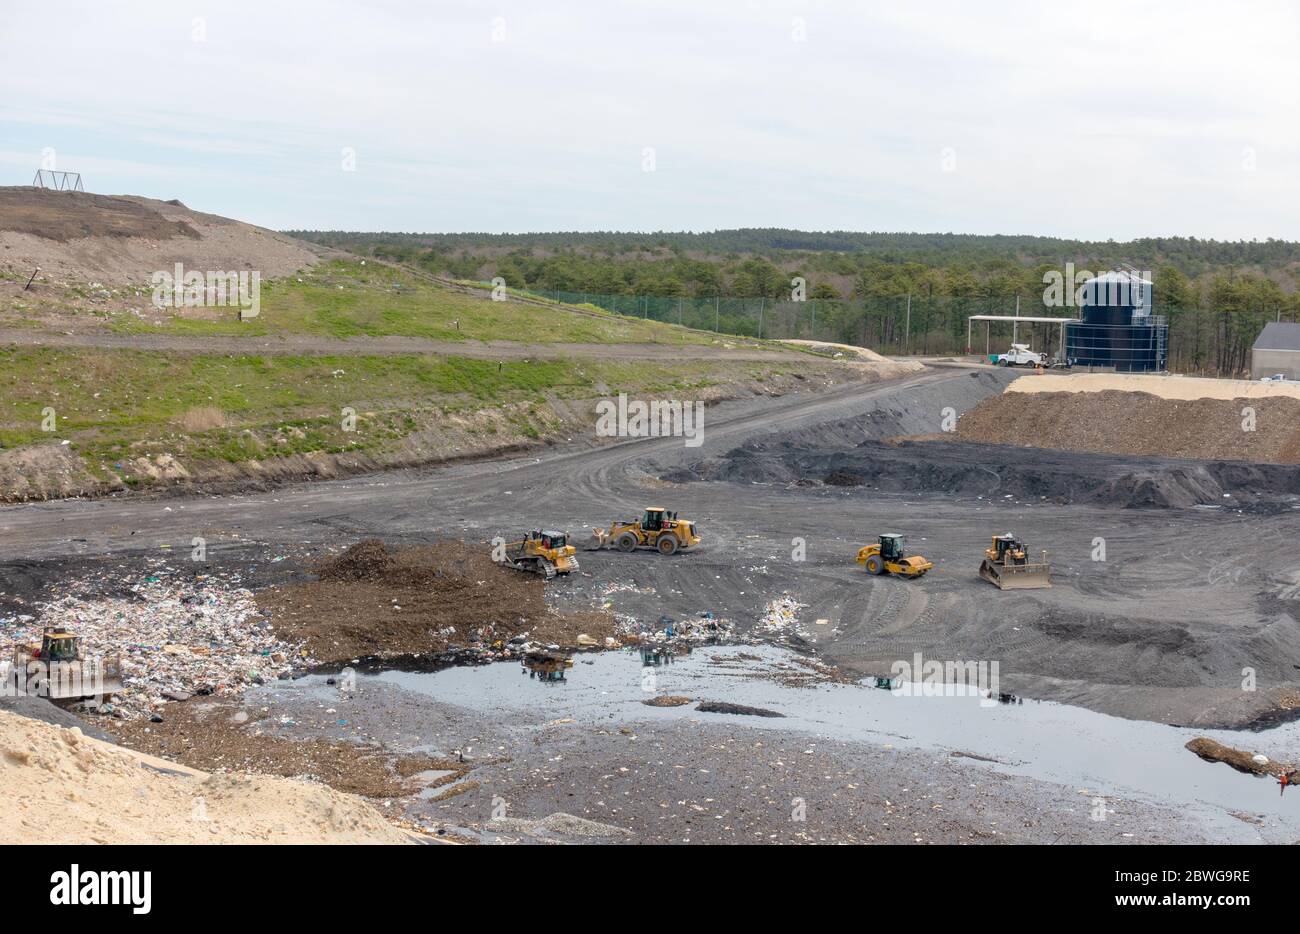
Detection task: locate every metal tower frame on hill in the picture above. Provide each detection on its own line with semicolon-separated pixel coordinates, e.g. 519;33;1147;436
32;170;84;192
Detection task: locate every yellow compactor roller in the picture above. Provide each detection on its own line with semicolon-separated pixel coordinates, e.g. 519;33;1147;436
856;533;933;579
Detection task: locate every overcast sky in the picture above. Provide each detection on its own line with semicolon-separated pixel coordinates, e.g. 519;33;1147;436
3;0;1298;239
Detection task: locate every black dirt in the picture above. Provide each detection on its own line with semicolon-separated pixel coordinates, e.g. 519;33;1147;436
823;471;863;487
696;700;786;717
670;437;1300;510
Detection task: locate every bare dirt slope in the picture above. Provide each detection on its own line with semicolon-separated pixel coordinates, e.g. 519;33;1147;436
0;709;412;844
0;187;322;284
955;389;1300;463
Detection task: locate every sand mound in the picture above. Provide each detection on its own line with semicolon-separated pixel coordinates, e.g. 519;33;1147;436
0;187;321;284
781;340;924;375
0;708;411;844
955;390;1300;464
1007;371;1300;402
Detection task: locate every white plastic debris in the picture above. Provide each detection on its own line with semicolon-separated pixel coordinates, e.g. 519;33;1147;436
1;565;309;720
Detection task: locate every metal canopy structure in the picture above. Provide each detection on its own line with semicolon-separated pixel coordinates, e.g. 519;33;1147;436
966;313;1079;358
32;170;84;192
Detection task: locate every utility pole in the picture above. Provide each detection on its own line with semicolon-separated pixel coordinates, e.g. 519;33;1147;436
758;297;765;339
904;292;911;355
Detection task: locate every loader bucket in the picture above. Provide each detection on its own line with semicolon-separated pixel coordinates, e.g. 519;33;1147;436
583;533;606;551
979;558;1051;590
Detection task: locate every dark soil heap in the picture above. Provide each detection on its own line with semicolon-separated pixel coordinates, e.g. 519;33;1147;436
260;539;612;662
316;538;398;582
0;187;199;242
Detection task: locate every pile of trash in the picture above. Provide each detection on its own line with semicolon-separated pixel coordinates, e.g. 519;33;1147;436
759;594;811;642
0;570;306;720
627;612;737;647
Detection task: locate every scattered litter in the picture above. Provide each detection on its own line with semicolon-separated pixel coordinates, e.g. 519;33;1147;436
759;594;810;642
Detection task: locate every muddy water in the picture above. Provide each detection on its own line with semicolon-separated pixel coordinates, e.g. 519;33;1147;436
337;646;1300;841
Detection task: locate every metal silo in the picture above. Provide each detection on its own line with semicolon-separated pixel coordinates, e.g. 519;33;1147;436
1066;268;1166;371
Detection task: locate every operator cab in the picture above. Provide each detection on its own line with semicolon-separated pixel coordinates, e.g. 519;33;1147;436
878;533;905;560
992;533;1025;563
642;507;665;531
38;629;79;662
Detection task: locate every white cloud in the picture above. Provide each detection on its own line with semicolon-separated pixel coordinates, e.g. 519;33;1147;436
3;0;1297;237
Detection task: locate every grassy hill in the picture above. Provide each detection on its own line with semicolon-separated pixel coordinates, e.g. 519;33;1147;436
110;259;731;343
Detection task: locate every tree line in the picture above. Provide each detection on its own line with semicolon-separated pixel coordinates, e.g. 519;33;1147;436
289;229;1300;376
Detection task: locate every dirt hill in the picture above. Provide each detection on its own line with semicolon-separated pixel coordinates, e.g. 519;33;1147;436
954;389;1300;464
0;186;322;284
0;708;412;844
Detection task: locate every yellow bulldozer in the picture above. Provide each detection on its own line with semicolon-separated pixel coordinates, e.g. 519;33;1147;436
9;628;123;707
496;530;579;580
584;507;700;555
856;533;933;579
978;533;1051;590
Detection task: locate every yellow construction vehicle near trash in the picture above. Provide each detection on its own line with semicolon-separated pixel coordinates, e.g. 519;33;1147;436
978;533;1051;589
9;628;123;706
856;533;933;579
584;507;701;555
496;530;579;579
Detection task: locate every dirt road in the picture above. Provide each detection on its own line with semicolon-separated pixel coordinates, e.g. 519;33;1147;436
0;327;802;362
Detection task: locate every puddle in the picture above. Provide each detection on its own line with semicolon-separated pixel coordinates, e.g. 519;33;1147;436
313;645;1300;840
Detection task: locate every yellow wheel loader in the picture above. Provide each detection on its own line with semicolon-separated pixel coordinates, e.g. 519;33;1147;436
978;533;1051;590
584;507;701;556
856;533;933;579
497;530;579;580
9;628;123;707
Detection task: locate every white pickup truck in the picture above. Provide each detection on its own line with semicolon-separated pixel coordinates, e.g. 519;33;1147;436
993;343;1047;367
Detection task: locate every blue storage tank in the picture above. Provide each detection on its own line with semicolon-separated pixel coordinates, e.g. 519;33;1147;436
1066;270;1166;372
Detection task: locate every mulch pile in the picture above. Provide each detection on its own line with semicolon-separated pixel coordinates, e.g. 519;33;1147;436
258;539;613;663
953;390;1300;464
1185;737;1295;779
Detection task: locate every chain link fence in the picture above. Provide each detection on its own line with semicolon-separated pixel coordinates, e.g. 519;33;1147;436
526;288;1287;375
529;289;1049;356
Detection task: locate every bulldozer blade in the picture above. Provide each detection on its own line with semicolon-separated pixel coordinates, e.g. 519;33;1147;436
979;558;1051;590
